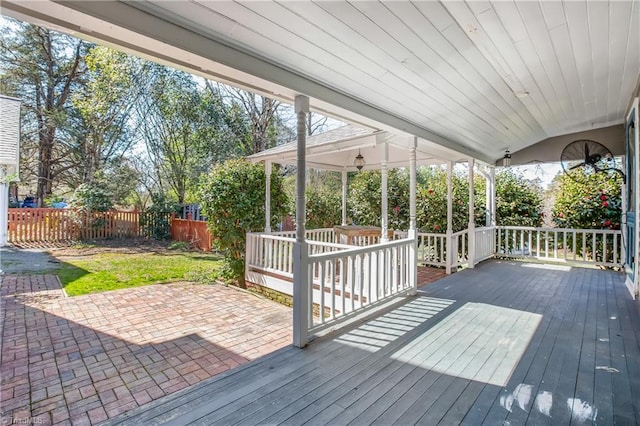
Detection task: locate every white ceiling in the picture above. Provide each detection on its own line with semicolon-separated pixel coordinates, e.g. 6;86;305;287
3;1;639;165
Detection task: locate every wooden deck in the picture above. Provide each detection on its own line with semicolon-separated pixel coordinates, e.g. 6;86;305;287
106;260;640;425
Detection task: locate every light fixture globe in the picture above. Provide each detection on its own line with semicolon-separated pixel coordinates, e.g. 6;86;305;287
503;150;511;167
354;150;365;171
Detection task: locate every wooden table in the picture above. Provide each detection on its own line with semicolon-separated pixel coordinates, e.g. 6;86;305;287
334;225;393;245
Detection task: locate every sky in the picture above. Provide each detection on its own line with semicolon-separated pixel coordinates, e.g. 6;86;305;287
514;162;563;189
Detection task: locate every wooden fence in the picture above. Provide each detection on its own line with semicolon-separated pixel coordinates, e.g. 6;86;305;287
170;215;213;251
7;208;141;243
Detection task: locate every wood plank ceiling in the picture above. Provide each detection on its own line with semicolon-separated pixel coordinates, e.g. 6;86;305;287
4;1;639;163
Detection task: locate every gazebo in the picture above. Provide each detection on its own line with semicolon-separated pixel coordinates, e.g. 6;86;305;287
243;122;514;347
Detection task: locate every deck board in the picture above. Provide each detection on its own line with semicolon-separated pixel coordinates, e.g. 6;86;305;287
105;260;640;425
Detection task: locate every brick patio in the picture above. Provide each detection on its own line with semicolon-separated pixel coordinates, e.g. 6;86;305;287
0;276;293;425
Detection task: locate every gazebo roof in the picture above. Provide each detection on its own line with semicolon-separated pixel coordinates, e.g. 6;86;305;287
248;125;474;171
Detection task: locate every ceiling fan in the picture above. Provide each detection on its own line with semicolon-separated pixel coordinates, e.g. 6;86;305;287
560;139;625;184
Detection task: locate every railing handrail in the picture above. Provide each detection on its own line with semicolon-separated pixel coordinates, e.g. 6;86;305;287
416;231;445;238
497;225;622;234
451;229;468;237
309;237;414;261
246;232;296;242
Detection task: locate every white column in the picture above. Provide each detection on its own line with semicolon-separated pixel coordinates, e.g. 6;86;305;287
488;166;497;256
490;166;496;227
0;167;8;247
467;158;476;268
264;160;272;233
341;170;348;226
446;161;453;274
380;142;389;242
408;137;417;295
293;95;309;348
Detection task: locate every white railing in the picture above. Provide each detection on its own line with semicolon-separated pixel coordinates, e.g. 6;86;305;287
474;226;496;263
496;226;623;267
307;238;415;334
416;232;446;267
246;233;296;277
394;230;447;267
306;228;335;243
450;229;469;269
246;232;350;278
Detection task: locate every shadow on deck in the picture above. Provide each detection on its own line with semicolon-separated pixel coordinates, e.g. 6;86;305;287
106;260;640;425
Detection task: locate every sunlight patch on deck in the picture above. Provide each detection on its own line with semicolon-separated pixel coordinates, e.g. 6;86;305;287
333;297;455;352
391;302;542;386
521;263;572;272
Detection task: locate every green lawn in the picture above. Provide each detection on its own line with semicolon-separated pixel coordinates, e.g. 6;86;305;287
57;251;224;296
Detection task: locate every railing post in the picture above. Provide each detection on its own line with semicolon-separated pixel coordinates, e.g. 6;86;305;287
446;160;454;273
445;230;453;274
293;95;309;348
245;233;253;283
0;167;8;247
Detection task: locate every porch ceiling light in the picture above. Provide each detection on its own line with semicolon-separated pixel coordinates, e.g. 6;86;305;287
354;150;366;171
503;150;511;167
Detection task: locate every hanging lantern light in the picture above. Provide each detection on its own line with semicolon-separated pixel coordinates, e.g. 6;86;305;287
354;149;366;171
503;150;511;167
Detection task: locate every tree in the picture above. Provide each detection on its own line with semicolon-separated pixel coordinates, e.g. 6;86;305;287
0;19;88;205
207;82;282;155
495;169;543;226
69;46;143;187
138;66;238;203
198;159;288;286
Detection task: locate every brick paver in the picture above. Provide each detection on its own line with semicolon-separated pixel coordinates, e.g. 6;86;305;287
0;276;292;425
417;266;447;287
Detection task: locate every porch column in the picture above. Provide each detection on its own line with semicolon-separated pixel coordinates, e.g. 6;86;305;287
489;166;496;227
408;137;417;295
380;142;389;242
445;161;453;274
293;95;309;348
264;160;272;233
0;167;8;247
341;170;348;226
467;158;475;268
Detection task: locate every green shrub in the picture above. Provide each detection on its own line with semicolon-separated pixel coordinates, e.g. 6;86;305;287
495;169;543;227
140;193;180;240
552;170;622;229
348;169;410;229
69;183;113;212
198;159;288;286
551;169;622;263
